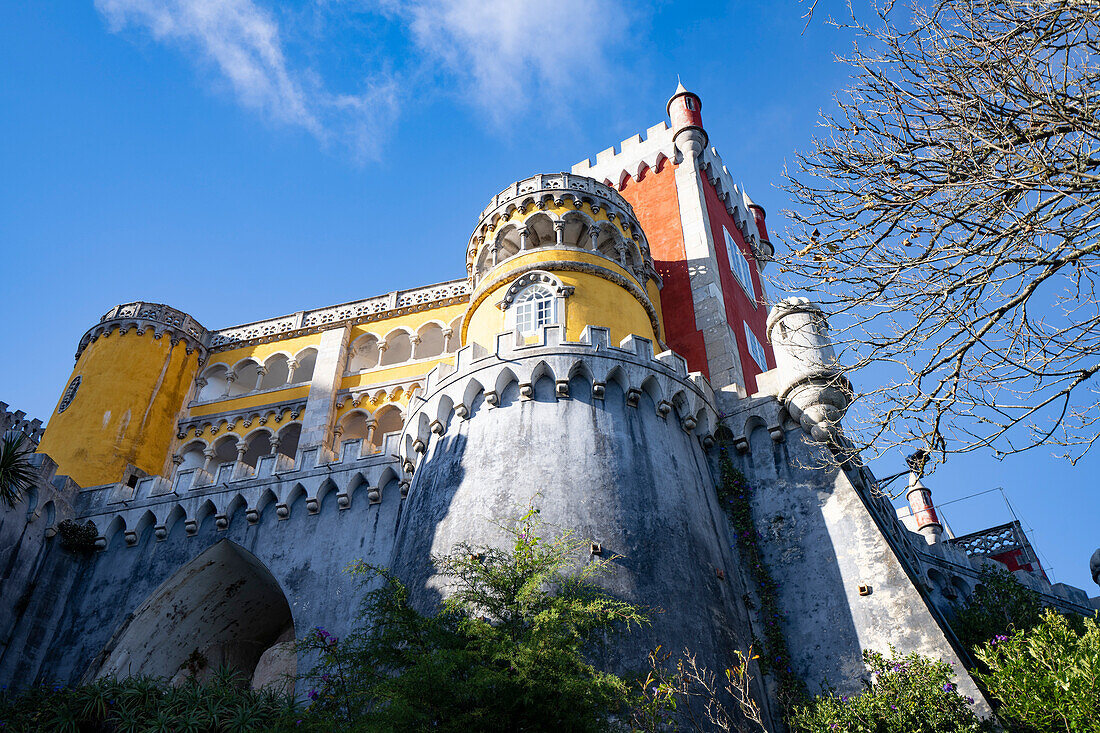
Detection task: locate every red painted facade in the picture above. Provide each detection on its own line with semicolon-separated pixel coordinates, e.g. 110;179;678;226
618;160;711;379
700;175;773;394
614;87;774;393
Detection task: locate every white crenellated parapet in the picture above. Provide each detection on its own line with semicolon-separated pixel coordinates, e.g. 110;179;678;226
758;297;852;444
1;401;44;445
397;324;719;474
75;447;404;550
572;122;679;189
571;124;766;260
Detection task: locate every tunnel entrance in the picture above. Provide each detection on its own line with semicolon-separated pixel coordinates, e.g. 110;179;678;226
96;540;296;689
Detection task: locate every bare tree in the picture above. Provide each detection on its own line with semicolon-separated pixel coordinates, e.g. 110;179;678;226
780;0;1100;470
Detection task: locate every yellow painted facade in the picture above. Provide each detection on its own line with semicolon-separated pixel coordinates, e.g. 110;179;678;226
37;331;201;487
38;176;664;490
204;333;324;371
186;386;312;418
463;248;662;350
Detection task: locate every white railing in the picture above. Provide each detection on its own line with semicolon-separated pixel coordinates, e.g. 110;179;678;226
207;279;471;349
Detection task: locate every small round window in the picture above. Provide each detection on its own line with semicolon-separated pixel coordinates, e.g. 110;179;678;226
58;376;81;413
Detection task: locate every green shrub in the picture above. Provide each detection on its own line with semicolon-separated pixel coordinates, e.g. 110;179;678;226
788;649;989;733
953;566;1042;650
975;609;1100;733
0;666;301;732
298;506;649;732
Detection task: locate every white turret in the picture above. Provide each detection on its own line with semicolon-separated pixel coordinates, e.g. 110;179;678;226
765;297;851;443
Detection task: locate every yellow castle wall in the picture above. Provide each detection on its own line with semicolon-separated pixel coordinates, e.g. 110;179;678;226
37;331;201;487
463;249;662;350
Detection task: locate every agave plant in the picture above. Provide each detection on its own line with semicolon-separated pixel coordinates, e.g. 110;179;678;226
0;432;36;509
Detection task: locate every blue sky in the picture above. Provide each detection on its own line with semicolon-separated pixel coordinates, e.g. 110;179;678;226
1;1;1096;594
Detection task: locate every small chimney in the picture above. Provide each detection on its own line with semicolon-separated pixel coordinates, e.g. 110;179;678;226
907;472;944;545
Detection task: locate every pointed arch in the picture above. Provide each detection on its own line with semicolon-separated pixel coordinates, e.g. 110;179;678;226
195;499;217;533
164;504;187;536
133;510;156;544
95;541;294;684
494;367;519;397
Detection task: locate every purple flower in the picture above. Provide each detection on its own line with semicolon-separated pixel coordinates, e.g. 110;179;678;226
891;704;897;710
943;683;955;692
841;696;849;703
965;696;975;704
308;688;319;701
994;634;1008;642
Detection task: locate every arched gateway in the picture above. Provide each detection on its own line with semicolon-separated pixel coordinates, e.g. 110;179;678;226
95;541;296;688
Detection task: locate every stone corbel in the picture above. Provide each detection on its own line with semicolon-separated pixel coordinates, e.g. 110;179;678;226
625;388;641;407
555;380;569;399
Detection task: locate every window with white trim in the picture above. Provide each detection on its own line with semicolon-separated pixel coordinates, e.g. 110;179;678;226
724;228;756;301
511;284;557;335
744;322;768;370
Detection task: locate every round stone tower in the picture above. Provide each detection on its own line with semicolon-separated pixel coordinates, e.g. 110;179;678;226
390;174;758;682
37;303;207;487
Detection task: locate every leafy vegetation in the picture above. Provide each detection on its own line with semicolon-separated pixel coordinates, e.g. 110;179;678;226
975;609;1100;733
953;566;1043;651
296;506;649;732
788;649;989;733
715;445;806;718
0;432;35;509
0;667;300;732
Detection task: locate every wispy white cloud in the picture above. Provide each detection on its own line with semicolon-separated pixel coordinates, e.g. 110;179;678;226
381;0;630;124
95;0;632;156
95;0;396;159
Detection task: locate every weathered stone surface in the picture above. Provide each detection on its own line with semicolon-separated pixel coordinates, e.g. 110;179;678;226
251;641;296;692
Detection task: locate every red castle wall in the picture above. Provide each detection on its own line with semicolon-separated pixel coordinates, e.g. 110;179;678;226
618;159;711;380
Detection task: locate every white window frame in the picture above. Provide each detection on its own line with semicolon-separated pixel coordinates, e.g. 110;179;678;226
509;283;558;336
724;227;756;303
744;321;768;371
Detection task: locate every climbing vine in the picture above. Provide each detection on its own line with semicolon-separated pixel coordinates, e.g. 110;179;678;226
716;444;807;720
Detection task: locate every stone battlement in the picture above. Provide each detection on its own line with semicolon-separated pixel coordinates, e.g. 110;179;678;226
571;123;769;262
476;173;636;228
0;402;44;445
76;302;209;361
399;325;719;473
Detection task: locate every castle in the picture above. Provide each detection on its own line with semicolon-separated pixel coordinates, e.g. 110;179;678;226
2;84;1095;727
